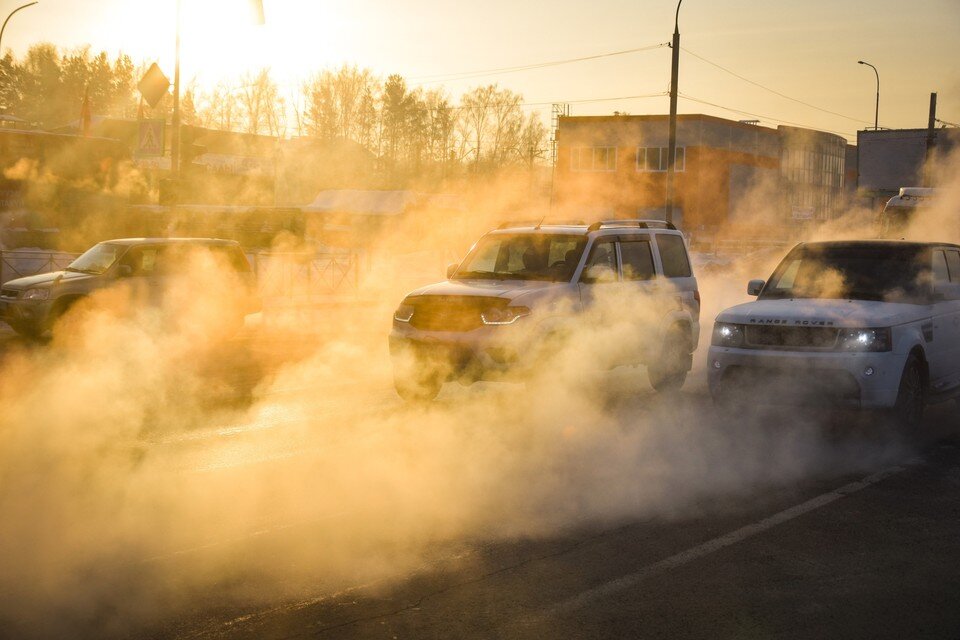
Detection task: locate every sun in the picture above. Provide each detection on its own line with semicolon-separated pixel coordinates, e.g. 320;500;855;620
169;0;353;94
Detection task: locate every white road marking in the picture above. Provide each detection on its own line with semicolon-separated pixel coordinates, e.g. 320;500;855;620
546;458;921;616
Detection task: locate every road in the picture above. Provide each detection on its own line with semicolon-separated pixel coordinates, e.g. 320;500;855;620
1;321;959;640
164;436;960;640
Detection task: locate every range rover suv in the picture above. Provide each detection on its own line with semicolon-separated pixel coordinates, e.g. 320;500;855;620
0;238;260;339
389;220;701;401
708;240;960;426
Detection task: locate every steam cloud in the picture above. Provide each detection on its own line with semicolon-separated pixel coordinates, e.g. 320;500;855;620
3;151;958;639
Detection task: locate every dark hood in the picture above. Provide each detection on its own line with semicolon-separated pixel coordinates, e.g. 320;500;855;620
3;270;96;290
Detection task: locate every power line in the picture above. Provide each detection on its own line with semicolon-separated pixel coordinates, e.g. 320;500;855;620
680;47;872;127
678;92;858;139
410;43;669;84
404;92;667;114
522;92;667;108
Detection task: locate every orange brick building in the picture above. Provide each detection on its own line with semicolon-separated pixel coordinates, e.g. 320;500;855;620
554;114;849;241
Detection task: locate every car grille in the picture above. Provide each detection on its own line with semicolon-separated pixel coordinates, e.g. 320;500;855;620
744;325;839;349
409;296;503;332
0;288;18;300
720;365;860;407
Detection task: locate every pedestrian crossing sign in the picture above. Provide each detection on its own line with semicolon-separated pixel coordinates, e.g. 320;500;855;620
137;119;165;157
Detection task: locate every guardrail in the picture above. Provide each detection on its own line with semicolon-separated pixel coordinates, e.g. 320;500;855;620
709;238;792;256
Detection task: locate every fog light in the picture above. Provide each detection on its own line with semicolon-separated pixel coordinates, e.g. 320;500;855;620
863;366;875;377
713;360;722;369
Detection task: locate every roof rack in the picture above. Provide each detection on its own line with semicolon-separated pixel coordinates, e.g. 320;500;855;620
497;219;587;230
587;219;677;232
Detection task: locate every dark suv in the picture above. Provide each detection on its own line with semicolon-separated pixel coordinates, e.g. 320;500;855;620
0;238;260;338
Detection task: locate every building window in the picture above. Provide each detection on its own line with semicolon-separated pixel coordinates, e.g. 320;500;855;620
570;146;617;172
636;147;684;172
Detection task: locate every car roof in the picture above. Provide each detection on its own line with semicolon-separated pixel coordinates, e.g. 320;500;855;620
100;237;240;247
796;240;960;251
490;219;682;236
488;225;589;236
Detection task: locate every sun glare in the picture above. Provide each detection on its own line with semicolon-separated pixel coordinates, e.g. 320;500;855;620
178;1;350;91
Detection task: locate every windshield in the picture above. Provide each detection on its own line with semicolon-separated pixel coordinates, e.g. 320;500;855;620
67;242;123;275
760;244;931;303
879;205;919;238
454;233;586;282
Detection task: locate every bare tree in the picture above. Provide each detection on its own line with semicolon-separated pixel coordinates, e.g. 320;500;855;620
238;68;281;135
198;80;239;131
519;112;548;168
422;89;454;165
303;65;378;144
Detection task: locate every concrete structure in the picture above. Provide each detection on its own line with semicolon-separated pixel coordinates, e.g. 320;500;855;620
554;114;850;241
857;128;960;205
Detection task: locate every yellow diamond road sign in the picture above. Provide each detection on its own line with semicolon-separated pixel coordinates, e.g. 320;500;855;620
137;119;165;157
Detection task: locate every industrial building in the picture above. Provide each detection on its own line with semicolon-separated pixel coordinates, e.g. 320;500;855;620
554;114;852;242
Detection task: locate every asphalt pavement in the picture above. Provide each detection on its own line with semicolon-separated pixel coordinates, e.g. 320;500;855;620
172;436;960;640
2;322;959;640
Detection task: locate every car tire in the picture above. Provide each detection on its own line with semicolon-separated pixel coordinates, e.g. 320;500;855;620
45;296;88;338
648;326;691;393
11;322;44;341
394;373;442;403
888;354;925;430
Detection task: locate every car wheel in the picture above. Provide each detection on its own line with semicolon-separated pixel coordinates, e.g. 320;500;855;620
889;354;925;430
11;322;44;341
394;372;442;402
648;326;691;393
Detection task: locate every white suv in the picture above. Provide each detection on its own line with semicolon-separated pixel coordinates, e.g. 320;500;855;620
390;220;701;400
708;240;960;426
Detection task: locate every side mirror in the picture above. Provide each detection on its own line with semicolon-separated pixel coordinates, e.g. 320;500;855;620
446;263;459;279
747;279;765;296
118;264;133;278
582;264;617;284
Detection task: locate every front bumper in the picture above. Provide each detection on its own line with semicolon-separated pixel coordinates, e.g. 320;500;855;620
706;346;906;409
0;298;52;334
389;321;539;382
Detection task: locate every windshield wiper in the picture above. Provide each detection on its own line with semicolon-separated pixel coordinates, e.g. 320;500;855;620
455;270;508;280
843;290;886;302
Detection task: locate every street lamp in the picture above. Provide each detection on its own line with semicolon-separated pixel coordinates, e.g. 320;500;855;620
665;0;683;225
858;60;879;131
0;2;39;55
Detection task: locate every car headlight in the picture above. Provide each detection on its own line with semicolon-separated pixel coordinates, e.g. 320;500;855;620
481;306;530;325
837;328;892;352
394;303;415;323
712;322;744;347
22;288;49;301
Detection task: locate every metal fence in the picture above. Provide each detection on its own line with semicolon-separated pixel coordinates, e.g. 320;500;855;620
0;250;78;286
0;248;362;298
250;251;361;298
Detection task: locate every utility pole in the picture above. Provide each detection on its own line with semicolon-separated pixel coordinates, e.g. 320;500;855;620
665;0;683;225
924;92;937;187
548;103;569;213
171;0;181;177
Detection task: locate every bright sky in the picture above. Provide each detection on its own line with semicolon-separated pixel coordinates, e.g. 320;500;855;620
6;0;960;141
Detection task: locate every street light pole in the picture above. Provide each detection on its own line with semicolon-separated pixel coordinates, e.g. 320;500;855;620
0;2;38;57
665;0;683;225
858;60;879;130
170;0;181;177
